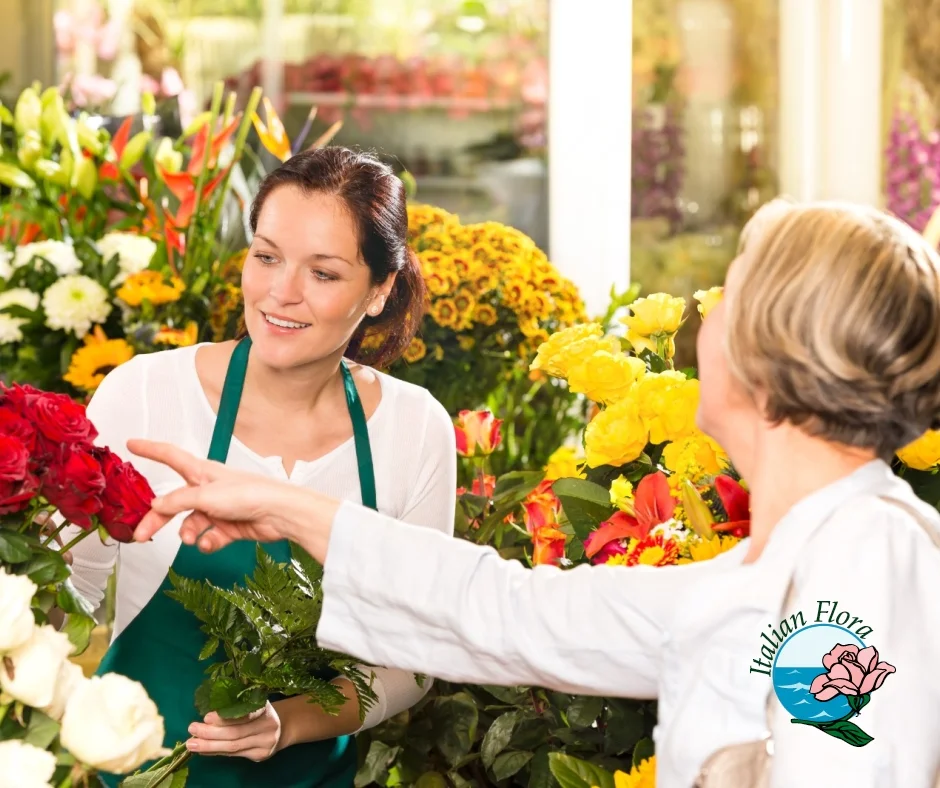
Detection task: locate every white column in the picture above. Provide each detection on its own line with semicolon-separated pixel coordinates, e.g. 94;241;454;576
819;0;883;205
261;0;284;107
778;0;823;201
778;0;883;205
548;0;632;317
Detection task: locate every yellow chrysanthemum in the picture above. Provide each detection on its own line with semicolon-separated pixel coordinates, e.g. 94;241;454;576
63;327;134;393
425;270;457;297
661;431;728;483
897;429;940;471
693;286;723;319
584;392;649;468
359;330;386;352
402;337;427;363
543;446;585;481
457;335;475;351
430;298;461;329
635;371;700;444
473;304;499;326
433;344;445;361
154;321;199;347
117;271;184;307
613;756;656;788
502;277;535;311
566;351;647;405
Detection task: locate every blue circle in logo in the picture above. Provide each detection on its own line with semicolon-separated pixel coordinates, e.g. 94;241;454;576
771;623;865;721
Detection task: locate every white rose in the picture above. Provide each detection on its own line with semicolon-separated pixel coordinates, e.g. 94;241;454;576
60;674;166;774
41;659;87;721
0;625;74;708
96;232;157;285
0;740;57;788
0;568;37;651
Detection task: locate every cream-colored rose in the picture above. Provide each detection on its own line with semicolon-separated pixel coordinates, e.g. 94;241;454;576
0;568;37;652
0;625;73;708
0;740;57;788
41;659;86;721
60;674;166;774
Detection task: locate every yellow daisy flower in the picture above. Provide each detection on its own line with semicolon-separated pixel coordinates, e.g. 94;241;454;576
63;327;135;393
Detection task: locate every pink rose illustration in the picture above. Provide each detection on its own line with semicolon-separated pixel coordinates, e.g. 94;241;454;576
809;644;896;701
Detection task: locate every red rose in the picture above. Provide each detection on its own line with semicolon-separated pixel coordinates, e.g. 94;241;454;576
6;386;98;459
0;405;37;454
0;435;29;481
94;448;155;542
41;445;106;529
0;472;39;515
1;383;43;414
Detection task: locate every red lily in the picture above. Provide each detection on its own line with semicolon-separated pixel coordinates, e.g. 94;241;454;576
100;116;133;181
712;475;750;537
159;167;228;230
584;471;676;559
186;116;240;176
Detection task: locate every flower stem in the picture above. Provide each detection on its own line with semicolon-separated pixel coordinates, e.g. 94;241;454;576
59;529;93;556
0;702;8;726
40;520;69;547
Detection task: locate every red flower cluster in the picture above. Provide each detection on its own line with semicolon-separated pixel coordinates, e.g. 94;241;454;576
0;383;154;541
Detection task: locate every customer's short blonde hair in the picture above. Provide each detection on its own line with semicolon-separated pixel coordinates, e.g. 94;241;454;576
726;200;940;459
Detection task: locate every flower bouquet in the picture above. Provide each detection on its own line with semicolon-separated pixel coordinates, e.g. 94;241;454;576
0;382;166;787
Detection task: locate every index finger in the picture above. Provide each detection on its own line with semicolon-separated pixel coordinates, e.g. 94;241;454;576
127;439;214;485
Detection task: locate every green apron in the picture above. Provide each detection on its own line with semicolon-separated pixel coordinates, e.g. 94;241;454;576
97;337;376;787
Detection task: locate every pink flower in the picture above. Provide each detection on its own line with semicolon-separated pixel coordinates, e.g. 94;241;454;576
809;644;896;701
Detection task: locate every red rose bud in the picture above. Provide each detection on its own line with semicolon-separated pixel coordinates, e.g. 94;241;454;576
0;472;39;515
454;410;503;457
95;448;155;542
0;405;37;454
0;434;29;482
42;445;106;529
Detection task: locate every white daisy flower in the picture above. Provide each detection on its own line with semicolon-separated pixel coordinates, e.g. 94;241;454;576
96;232;157;285
0;314;26;344
650;519;688;541
14;240;82;277
0;288;41;312
42;275;111;338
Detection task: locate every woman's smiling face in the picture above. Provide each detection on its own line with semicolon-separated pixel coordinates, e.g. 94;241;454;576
241;185;392;369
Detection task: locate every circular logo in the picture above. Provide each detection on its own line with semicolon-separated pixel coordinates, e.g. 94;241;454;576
771;623;865;722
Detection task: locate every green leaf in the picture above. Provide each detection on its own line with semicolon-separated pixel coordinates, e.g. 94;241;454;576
433;692;479;766
548;753;615;788
56;578;94;616
603;700;647;755
355;741;401;787
198;638;220;661
493;471;543;499
414;773;448;788
792;718;874;747
552;479;615;540
566;696;603;729
24;710;59;749
24;551;70;586
632;737;655;767
481;710;522;768
0;531;32;563
492;751;534;781
482;685;530;705
527;746;554;788
62;611;95;654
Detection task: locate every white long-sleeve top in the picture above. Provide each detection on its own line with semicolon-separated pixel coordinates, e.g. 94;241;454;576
66;343;457;731
318;460;940;787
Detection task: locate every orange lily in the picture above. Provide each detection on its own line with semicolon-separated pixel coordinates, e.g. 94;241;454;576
186;116;241;176
711;475;750;538
251;97;292;162
99;116;133;181
584;471;675;559
159;167;228;231
454;410;503;457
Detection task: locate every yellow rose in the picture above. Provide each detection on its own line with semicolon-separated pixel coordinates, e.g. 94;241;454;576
543;446;585;481
636;372;700;444
621;293;686;359
530;323;604;375
693;286;723;319
661;431;727;482
584;393;649;468
609;475;635;512
566;351;647;404
897;430;940;471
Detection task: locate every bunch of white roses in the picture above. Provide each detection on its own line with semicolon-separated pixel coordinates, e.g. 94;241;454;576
0;569;166;788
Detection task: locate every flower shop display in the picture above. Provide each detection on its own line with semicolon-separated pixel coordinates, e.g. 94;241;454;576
0;382;167;786
354;292;750;788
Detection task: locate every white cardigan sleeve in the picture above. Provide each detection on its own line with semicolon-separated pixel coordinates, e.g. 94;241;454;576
318;501;708;699
64;357;149;611
355;395;457;730
770;502;940;788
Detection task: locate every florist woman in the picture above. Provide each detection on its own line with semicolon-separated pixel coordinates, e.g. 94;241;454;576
64;148;457;787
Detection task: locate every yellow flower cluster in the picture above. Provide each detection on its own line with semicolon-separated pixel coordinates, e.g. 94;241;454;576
407;205;585;359
116;271;184;307
897;429;940;471
621;293;686;359
543;446;585;481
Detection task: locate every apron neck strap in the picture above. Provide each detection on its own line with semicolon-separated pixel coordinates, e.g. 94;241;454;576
206;338;378;511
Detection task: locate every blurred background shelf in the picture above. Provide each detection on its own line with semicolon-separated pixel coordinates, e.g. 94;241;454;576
287;92;522;112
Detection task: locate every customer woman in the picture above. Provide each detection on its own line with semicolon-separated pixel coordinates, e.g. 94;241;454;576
130;201;940;788
66;148;457;787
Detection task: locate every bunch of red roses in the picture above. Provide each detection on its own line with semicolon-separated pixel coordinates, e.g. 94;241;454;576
0;382;154;545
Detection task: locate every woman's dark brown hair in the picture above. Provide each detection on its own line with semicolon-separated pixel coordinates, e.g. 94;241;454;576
248;147;426;369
